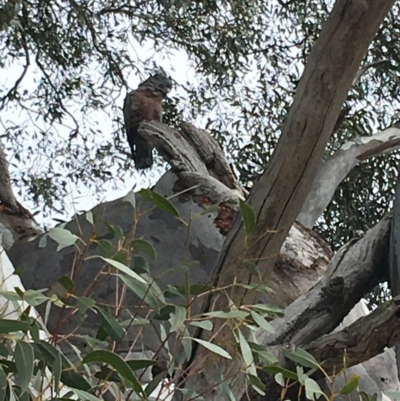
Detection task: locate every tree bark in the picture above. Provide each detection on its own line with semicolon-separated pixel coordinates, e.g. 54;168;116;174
299;123;400;228
183;1;396;399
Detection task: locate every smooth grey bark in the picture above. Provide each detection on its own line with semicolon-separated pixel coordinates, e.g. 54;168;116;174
182;0;396;399
0;137;41;249
298;124;400;228
389;162;400;380
7;171;332;361
0;1;397;400
0;137;18;212
138;120;245;197
246;216;393;401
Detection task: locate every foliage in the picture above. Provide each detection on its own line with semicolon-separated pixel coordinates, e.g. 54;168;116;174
0;0;400;251
0;194;278;400
0;194;386;400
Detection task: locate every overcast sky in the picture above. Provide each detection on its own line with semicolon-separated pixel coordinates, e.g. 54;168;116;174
1;38;197;227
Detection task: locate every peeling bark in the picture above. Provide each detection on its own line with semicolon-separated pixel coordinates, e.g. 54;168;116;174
183;1;396;398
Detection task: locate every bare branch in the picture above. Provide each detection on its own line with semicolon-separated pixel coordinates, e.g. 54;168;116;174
307;296;400;372
0;137;19;212
389;160;400;379
262;215;390;349
298;123;400;228
137;120;245;197
353;59;390;85
183;0;396;397
0;33;30;111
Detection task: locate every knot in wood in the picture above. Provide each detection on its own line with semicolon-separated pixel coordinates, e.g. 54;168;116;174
322;276;345;298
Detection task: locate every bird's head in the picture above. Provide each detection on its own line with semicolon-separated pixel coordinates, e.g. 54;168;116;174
140;68;173;97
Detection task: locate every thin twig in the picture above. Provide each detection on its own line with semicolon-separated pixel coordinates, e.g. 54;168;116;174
0;34;30;111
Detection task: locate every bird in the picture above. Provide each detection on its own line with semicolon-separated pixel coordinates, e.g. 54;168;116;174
123;69;173;170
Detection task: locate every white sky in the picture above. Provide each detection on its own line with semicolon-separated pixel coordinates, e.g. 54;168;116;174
1;39;197;228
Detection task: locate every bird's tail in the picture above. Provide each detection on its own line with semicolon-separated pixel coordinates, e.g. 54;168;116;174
132;136;153;170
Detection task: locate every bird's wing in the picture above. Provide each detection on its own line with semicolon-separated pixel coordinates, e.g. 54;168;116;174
122;90;153;169
123;91;134;149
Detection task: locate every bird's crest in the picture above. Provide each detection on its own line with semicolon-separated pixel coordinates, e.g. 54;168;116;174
138;68;173;97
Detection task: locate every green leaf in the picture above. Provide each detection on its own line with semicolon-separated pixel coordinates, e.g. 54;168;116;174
122;190;136;208
253;304;285;316
97;239;115;258
0;366;7;401
82;350;144;395
131;239;157;261
305;378;324;400
15;341;34;395
76;296;95;318
296;366;307;385
218;370;236;401
189;320;213;331
242;260;260;275
29;322;40;343
107;224;123;241
169;305;186;332
182;330;192;360
144;372;163;398
53;350;62;391
340;374;360;395
100;257;146;283
192;338;232;359
205;310;249;319
283;348;319;369
0;289;49;307
133;255;150;274
264;366;298;380
386;391;400;400
238;330;256;376
59;276;74;292
168;283;213;297
36;341;91;391
86;211;94;225
140;189;179;217
240;283;273;293
154;305;175;320
0;343;8;357
73;389;103;401
112;250;128;264
48;227;79;251
95;307;125;342
126;359;156;371
118;274;161;308
61;369;92;391
239;199;256;235
250;311;274;333
247;373;266;395
0;319;30;333
275;372;285;386
249;342;279;364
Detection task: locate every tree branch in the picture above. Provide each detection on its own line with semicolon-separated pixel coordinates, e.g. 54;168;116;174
0;137;19;212
247;215;392;401
298;123;400;228
307;295;400;372
262;215;391;348
137;120;245;197
183;0;396;398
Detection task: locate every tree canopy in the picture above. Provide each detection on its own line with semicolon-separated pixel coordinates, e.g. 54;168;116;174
1;1;400;400
1;0;400;249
